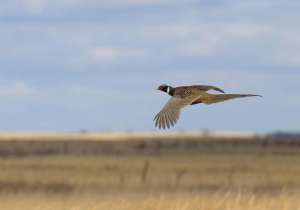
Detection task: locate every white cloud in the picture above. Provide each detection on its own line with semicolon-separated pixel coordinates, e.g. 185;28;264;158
68;84;100;95
102;0;196;6
167;23;268;57
89;47;120;63
0;81;37;97
24;0;48;15
179;34;221;56
4;0;198;15
264;49;300;66
88;47;146;63
223;23;271;38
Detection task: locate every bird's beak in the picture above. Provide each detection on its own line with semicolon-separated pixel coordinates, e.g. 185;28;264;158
157;87;160;90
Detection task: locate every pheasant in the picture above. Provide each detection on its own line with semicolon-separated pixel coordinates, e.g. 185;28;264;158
154;84;261;129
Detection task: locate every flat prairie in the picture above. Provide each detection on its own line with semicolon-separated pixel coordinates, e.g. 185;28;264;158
0;132;299;210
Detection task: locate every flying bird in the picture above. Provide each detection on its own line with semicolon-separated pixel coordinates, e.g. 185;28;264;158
154;84;262;129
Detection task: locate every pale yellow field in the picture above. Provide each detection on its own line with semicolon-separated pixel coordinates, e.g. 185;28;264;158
1;190;300;210
0;132;299;210
0;153;300;210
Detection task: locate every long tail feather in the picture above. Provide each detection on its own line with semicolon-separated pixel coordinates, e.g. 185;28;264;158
202;94;262;105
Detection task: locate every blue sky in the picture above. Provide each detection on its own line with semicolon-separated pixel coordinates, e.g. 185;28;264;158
0;0;299;132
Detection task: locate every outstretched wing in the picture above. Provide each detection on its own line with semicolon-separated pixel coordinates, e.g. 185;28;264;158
201;94;262;105
154;97;195;129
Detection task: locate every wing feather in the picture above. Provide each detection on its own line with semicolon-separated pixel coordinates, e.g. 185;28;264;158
154;97;197;129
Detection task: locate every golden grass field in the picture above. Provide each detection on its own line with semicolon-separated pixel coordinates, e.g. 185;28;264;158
0;132;300;210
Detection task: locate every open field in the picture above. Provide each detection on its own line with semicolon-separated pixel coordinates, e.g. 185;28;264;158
2;190;300;210
0;132;300;210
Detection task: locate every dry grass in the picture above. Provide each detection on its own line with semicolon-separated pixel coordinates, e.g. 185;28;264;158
0;154;300;209
0;132;299;209
1;155;300;192
1;190;300;210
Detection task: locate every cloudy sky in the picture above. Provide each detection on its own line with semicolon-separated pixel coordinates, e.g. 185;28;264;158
0;0;299;133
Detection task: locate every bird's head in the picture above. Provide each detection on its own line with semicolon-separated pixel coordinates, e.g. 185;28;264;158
157;84;173;95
